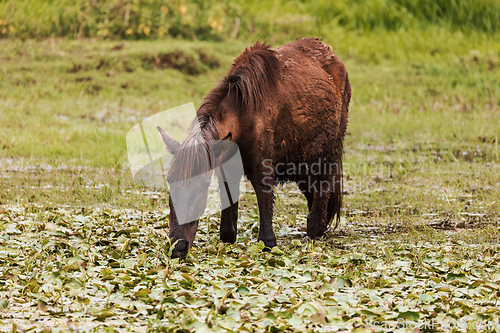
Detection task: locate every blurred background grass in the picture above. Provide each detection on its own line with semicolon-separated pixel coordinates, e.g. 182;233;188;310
0;0;498;41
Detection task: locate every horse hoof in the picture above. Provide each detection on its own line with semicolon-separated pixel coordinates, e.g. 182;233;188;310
259;238;277;250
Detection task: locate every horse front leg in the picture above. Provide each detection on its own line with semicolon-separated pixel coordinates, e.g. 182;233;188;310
218;171;241;244
220;203;238;243
249;170;277;249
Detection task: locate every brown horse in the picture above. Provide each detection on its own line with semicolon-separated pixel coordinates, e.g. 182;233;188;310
158;38;351;259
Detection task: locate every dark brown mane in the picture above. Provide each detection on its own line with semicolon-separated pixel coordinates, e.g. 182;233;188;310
201;41;280;114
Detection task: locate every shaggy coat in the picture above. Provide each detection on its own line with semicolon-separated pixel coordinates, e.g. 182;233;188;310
159;38;351;259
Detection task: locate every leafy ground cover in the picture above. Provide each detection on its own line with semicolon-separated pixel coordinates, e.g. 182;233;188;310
1;199;500;332
0;32;499;331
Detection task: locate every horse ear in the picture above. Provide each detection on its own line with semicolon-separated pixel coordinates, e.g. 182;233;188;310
157;126;180;154
221;132;232;141
213;132;235;164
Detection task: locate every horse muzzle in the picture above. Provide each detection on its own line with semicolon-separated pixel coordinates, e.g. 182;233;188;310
170;238;190;259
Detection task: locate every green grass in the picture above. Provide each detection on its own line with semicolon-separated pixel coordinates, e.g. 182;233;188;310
0;28;499;331
1;0;499;41
245;0;500;34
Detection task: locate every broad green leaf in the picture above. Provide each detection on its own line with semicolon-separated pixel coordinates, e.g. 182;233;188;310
133;288;151;298
397;311;420;321
95;310;115;321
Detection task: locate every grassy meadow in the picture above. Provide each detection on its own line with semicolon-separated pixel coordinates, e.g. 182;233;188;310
1;1;500;332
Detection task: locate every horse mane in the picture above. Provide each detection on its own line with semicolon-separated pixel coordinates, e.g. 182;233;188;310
201;41;280;114
169;115;219;182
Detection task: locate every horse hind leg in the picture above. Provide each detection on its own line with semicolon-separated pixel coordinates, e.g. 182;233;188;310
326;172;342;230
304;178;332;240
298;180;313;211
